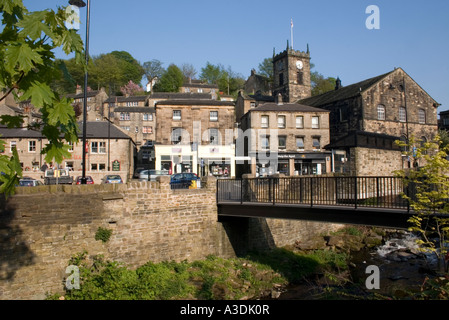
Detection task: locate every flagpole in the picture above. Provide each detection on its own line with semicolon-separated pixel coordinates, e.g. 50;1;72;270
290;19;294;50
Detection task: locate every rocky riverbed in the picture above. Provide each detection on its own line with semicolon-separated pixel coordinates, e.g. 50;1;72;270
275;227;438;300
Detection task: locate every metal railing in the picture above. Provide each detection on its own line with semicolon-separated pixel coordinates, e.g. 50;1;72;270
217;176;411;211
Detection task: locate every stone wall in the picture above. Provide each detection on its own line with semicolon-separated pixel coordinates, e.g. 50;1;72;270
350;147;403;176
0;176;343;300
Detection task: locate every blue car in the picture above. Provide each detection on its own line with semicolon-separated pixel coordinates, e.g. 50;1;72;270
170;173;199;189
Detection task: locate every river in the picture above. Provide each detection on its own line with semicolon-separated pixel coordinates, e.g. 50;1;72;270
276;231;438;300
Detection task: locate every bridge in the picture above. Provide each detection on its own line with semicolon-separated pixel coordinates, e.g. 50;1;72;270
216;176;417;229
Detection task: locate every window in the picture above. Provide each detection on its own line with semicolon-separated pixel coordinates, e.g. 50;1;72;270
120;112;130;121
143;113;153;121
91;142;98;153
91;163;98;171
418;109;426;124
261;136;270;150
311;116;320;128
261;115;269;128
279;73;284;86
126;101;138;107
99;163;106;171
171;128;182;144
209;128;219;145
28;140;36;152
250;102;256;108
185;88;190;93
121;126;130;131
68;142;74;152
312;137;321;150
297;71;303;85
278;136;286;149
340;107;348;122
10;141;16;153
377;105;385;120
277;115;286;128
91;142;105;154
399;107;406;122
210;111;218;122
296;137;305;150
142;126;153;134
173;110;181;121
296;116;304;128
198;88;203;93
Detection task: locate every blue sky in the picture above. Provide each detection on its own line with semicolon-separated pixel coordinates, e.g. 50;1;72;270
24;0;449;112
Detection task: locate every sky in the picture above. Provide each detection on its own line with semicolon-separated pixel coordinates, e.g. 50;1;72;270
23;0;449;112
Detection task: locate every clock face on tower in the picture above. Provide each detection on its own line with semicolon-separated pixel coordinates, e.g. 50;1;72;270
296;60;303;70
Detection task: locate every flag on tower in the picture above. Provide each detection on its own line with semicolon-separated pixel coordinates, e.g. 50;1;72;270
291;19;293;28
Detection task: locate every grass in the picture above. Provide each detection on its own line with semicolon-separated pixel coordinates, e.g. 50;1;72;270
47;247;350;300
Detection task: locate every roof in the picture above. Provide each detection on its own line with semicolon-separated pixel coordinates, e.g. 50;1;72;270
248;102;329;113
299;70;395;107
104;95;148;103
0;121;133;140
113;107;155;113
155;99;235;107
66;90;103;99
149;92;213;100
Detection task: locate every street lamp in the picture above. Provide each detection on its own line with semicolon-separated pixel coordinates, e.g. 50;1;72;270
69;0;90;184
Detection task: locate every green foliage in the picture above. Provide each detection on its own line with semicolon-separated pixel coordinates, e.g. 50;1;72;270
95;227;112;243
257;57;273;81
199;62;244;97
0;0;84;197
395;134;449;273
153;64;184;93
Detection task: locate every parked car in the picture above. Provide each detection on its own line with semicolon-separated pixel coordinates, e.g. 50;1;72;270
139;169;170;181
75;176;94;185
43;168;73;185
18;178;44;187
133;167;146;179
101;174;123;184
170;173;200;189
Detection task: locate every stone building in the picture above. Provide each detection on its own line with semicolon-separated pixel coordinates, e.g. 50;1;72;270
154;99;236;177
438;109;449;131
272;45;312;103
0;121;135;183
244;69;272;96
180;78;219;100
299;67;440;175
239;94;331;177
66;86;108;122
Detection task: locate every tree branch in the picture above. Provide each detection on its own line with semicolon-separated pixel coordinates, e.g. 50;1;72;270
0;72;25;103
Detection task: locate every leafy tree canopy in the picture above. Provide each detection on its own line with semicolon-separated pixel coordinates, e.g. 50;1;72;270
152;64;184;93
0;0;85;196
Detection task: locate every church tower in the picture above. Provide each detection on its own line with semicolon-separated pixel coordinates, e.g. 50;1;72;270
272;42;312;102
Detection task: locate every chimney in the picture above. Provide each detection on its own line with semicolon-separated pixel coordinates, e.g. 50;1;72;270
277;93;283;105
76;84;82;94
335;77;342;90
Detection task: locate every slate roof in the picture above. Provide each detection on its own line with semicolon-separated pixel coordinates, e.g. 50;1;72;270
249;102;329;113
113;107;155;113
66;91;103;99
155;100;235;107
299;70;395;107
104;95;148;103
0;122;133;140
149;92;213;100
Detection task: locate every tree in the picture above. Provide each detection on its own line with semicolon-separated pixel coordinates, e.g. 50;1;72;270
180;63;197;80
310;63;336;96
395;135;449;273
152;64;184;92
143;59;164;92
0;0;84;196
200;62;244;97
120;80;144;96
257;57;273;81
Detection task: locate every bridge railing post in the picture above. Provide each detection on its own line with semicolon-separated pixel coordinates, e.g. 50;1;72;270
354;176;358;209
240;179;243;205
310;177;313;208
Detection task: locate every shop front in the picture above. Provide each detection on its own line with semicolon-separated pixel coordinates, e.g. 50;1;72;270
155;144;236;178
252;151;332;176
